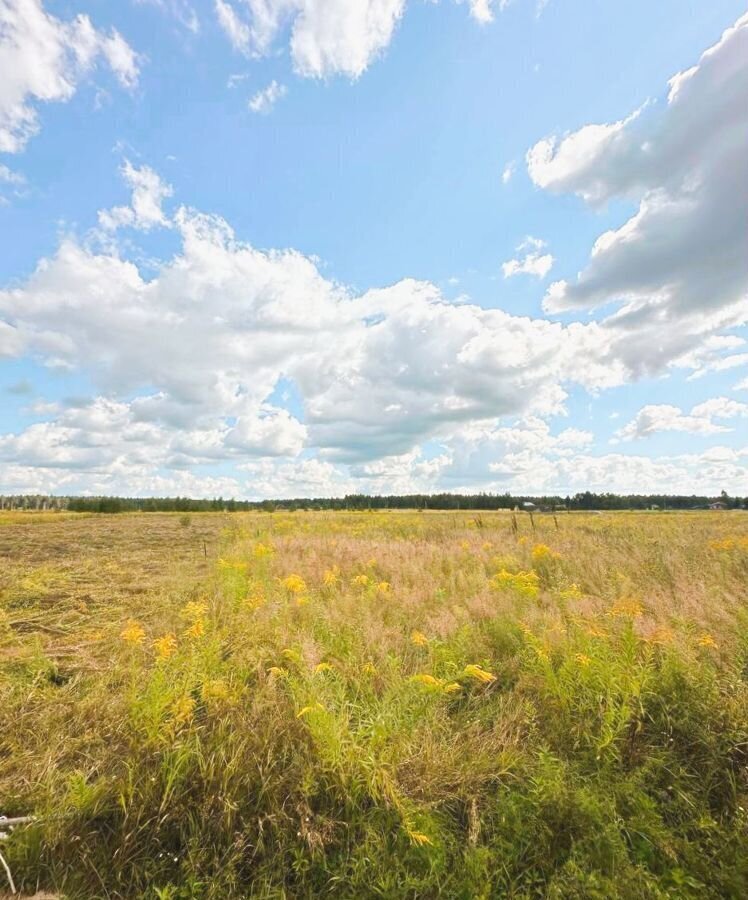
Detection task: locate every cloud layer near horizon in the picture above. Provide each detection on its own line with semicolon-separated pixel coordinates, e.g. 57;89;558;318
0;6;746;498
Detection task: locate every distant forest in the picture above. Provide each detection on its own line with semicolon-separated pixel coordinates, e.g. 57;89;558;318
1;491;746;512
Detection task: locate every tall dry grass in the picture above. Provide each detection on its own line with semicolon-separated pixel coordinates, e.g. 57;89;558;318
1;510;747;898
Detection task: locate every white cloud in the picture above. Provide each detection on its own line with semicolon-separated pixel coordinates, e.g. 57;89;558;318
501;161;515;184
528;13;748;382
215;0;252;54
0;163;23;185
214;0;525;78
0;164;631;482
214;0;406;78
248;80;287;113
502;235;553;279
1;129;744;496
465;0;499;24
0;161;24;203
135;0;200;33
0;0;139;153
446;417;748;495
98;160;174;232
615;397;748;441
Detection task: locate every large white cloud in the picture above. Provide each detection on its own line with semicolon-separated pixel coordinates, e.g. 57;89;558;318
0;0;139;153
1;166;629;477
5;149;744;495
528;13;748;378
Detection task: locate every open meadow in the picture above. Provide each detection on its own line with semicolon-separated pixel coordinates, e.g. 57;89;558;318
1;509;748;898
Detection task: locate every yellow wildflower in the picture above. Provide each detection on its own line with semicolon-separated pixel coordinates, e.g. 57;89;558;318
585;623;607;638
410;673;441;687
362;661;377;676
490;569;540;599
531;544;561;566
647;627;674;646
410;630;429;647
153;633;177;660
609;598;644;618
121;619;145;645
709;536;748;552
267;666;289;678
559;584;583;601
575;653;591;668
376;581;391;593
253;542;274;558
463;664;497;684
459;540;470;551
184;619;205;639
296;702;325;718
443;682;462;693
281;574;307;594
351;573;370;588
314;662;334;674
245;592;265;610
323;565;341;586
697;633;717;648
407;831;433;847
180;600;207;622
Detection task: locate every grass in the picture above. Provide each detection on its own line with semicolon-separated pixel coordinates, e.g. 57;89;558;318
1;509;747;898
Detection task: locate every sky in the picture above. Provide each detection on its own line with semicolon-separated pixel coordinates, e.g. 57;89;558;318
0;0;747;500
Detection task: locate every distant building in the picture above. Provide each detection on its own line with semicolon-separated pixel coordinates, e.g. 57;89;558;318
522;501;538;511
709;501;728;510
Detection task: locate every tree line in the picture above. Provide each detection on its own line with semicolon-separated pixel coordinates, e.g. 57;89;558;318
1;491;746;513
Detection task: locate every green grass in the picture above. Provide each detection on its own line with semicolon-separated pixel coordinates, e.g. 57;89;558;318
1;510;747;898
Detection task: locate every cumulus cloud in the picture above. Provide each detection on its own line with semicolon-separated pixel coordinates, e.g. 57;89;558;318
1;132;744;496
615;397;748;441
509;447;748;495
248;80;287;113
0;0;139;153
214;0;526;78
528;13;748;380
98;160;174;231
502;236;553;279
0;158;633;485
449;417;748;495
214;0;406;78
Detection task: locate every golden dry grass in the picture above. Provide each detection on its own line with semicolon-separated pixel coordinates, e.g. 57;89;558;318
1;509;747;898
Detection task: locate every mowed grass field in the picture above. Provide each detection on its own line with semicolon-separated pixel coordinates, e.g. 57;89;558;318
1;510;747;899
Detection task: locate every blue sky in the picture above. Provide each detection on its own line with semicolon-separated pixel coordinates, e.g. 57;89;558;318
0;0;747;498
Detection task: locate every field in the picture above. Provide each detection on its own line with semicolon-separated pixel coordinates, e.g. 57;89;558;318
1;509;747;899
